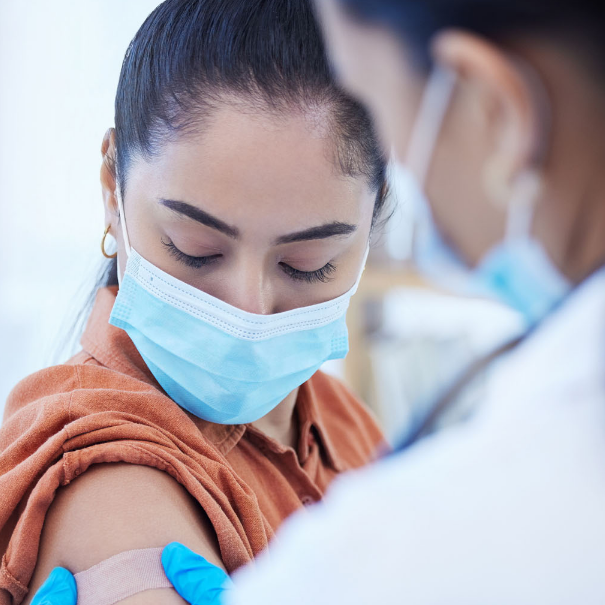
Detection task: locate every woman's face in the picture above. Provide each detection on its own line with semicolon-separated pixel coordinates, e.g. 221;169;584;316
104;106;375;314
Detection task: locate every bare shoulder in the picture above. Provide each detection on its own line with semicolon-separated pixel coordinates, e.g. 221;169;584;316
25;462;223;603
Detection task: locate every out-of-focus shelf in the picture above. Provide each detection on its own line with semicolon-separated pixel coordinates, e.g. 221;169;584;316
344;264;429;406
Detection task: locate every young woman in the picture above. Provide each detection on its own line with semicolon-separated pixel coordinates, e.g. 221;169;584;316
0;0;388;603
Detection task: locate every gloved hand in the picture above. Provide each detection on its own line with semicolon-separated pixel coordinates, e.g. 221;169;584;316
29;542;232;605
30;567;77;605
162;542;233;605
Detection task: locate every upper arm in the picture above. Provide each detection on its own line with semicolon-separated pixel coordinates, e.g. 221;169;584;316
24;462;224;604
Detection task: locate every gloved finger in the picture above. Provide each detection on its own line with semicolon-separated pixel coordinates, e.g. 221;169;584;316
162;542;233;605
30;567;77;605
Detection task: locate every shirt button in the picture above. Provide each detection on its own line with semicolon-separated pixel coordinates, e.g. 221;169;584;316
301;496;315;506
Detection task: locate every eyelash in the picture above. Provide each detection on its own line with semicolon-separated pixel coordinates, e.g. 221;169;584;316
279;261;337;284
162;238;336;284
161;238;221;269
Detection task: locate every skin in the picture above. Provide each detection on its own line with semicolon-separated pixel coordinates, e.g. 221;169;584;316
25;105;376;603
316;0;605;281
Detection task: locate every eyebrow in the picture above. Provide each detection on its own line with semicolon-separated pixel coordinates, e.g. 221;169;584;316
159;198;357;245
159;199;239;239
274;222;357;245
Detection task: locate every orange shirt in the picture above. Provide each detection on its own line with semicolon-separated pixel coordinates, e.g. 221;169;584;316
0;287;385;605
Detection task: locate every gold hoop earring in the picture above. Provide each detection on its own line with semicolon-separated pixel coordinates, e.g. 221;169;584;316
101;225;118;259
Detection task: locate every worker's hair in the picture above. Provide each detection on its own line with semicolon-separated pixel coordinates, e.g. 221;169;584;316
339;0;605;74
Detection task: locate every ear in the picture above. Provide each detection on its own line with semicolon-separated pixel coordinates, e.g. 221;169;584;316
431;30;543;205
100;128;119;227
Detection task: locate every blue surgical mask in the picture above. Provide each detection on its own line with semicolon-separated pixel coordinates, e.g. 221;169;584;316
395;66;571;326
110;199;366;425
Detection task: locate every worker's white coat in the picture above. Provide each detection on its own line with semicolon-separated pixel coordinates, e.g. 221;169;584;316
228;267;605;605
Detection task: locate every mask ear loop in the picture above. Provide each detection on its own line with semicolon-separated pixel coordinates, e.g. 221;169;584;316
503;54;552;243
400;65;457;269
115;186;131;255
347;244;371;297
114;182;369;298
115;185;131;287
404;66;458;188
505;170;543;242
394;59;556;452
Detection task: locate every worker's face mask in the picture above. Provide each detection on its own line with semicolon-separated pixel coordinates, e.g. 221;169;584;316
109;202;366;425
397;66;570;326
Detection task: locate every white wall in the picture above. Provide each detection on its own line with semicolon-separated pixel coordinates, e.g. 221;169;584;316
0;1;162;411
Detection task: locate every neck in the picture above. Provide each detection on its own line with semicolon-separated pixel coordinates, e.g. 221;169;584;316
537;173;605;285
526;42;605;285
251;387;300;449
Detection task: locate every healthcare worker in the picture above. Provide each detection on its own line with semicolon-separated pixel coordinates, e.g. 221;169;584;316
33;0;605;603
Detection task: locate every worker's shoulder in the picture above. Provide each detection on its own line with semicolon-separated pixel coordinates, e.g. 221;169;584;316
325;401;602;530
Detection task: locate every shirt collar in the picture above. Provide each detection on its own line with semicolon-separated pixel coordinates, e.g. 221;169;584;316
81;286;156;385
195;381;345;472
295;378;346;472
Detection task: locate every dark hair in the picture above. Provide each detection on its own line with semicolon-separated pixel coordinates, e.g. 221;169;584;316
339;1;605;72
62;0;387;359
97;0;387;286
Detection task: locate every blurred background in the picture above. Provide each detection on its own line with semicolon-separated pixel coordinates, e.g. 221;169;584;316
0;0;161;409
0;0;523;442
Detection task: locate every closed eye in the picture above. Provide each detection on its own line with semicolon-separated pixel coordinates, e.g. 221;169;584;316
161;238;221;269
162;237;336;283
280;261;336;284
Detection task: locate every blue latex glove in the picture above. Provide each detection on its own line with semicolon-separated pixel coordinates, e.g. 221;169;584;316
29;543;231;605
162;542;233;605
30;567;77;605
